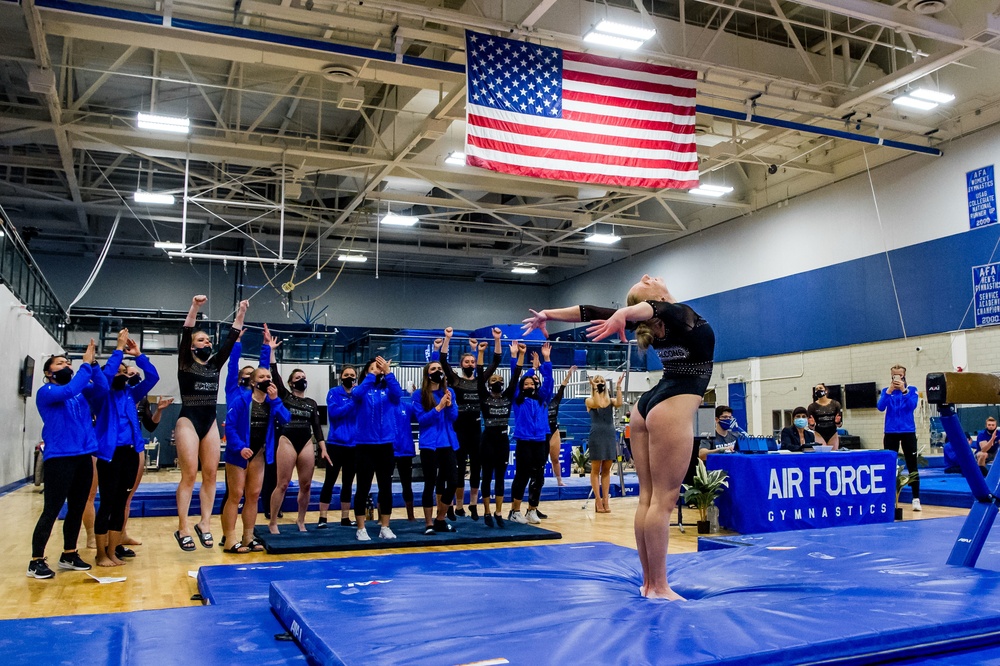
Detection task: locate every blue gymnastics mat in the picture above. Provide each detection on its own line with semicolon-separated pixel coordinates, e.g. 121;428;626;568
267;536;1000;666
0;602;305;665
897;469;975;508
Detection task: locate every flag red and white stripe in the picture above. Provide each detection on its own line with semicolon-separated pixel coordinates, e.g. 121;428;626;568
464;30;699;190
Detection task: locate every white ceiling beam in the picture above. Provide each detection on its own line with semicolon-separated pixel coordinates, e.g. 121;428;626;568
775;0;966;45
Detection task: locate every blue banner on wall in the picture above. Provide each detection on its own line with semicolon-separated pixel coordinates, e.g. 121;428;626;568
707;450;896;533
968;165;997;228
973;261;1000;327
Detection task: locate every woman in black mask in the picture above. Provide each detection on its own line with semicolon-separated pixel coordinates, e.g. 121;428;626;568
586;374;624;514
318;365;358;528
476;330;525;528
807;383;842;450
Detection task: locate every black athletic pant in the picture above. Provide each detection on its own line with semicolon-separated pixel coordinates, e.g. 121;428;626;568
884;432;920;499
95;446;140;535
354;443;394;518
511;439;548;507
320;444;356;509
396;456;414;505
455;420;481;502
32;454;94;558
480;429;510;503
262;459;278;515
420;447;457;508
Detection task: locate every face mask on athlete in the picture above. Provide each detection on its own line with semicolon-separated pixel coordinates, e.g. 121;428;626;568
239;375;252;388
489;381;503;394
192;346;213;362
429;370;445;384
291;378;307;392
51;367;73;385
719;417;736;431
595;383;606;393
462;366;475;378
256;379;272;392
342;377;356;389
112;375;129;391
127;374;141;386
522;387;536;398
794;417;808;429
813;389;826;400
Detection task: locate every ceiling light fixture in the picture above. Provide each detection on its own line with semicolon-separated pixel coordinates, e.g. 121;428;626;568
689;184;734;197
136;112;190;134
584;19;655;50
445;151;466;166
380;212;420;227
134;191;176;205
908;88;956;104
511;266;538;274
892;95;938;111
585;232;621;245
338;254;368;263
153;241;184;250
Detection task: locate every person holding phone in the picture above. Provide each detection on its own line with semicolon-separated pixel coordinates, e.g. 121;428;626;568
878;365;921;510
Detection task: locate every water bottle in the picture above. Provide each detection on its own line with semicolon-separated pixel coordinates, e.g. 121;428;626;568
366;493;375;521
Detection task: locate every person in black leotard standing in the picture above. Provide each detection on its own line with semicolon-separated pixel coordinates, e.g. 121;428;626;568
440;327;483;520
263;325;324;533
173;295;247;552
524;275;715;601
476;330;525;528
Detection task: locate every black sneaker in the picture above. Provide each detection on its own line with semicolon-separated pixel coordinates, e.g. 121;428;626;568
455;508;466;517
423;525;436;536
115;545;136;559
535;509;548;519
433;520;456;533
447;506;457;521
316;517;328;529
484;513;494;528
58;551;92;571
470;505;479;521
27;558;54;579
341;518;357;527
494;513;505;528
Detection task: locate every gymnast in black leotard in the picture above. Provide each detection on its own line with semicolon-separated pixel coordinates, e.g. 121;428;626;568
263;325;324;534
523;274;715;601
172;295;247;553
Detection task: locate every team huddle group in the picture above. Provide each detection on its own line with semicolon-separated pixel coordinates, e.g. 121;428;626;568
27;294;634;578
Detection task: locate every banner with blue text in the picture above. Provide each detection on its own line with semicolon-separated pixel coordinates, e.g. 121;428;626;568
968;165;997;228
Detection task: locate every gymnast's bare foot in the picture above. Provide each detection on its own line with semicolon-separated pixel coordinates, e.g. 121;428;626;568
645;586;685;601
296;521;307;532
122;535;142;546
268;522;280;535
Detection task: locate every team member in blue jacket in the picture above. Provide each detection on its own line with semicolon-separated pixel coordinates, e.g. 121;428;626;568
93;330;159;567
352;356;401;541
411;360;459;535
318;365;359;528
508;342;554;525
225;328;270;406
29;338;106;579
878;364;922;511
222;368;290;553
394;395;418;522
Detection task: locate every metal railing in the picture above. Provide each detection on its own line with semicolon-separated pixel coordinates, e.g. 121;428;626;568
0;205;67;344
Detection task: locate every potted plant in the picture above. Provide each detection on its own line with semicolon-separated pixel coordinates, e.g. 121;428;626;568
682;459;730;534
572;446;591;476
895;461;920;521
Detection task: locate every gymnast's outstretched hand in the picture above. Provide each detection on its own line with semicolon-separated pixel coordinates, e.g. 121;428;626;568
586;310;628;342
522;309;549;338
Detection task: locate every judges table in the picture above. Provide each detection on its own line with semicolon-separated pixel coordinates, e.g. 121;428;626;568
707;450;897;534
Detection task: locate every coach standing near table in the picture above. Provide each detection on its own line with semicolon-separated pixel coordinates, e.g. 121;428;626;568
878;364;921;512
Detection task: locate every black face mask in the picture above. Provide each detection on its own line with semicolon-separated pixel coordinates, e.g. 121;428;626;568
291;378;307;392
522;387;536;398
596;384;606;393
127;374;141;386
342;377;356;389
52;367;73;385
256;380;272;392
192;346;213;362
814;389;826;400
489;382;503;394
429;370;445;384
462;367;475;378
239;375;252;388
112;375;129;391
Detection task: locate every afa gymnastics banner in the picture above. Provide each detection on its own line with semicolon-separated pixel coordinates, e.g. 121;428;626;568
707;450;896;533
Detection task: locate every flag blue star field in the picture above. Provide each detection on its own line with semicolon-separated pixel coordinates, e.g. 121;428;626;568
464;30;699;190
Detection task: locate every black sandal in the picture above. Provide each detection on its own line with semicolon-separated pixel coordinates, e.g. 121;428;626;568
174;531;196;552
224;541;250;554
248;538;265;552
194;525;214;548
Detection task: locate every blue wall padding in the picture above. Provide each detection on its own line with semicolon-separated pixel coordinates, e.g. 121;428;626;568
269;538;1000;665
686;223;1000;361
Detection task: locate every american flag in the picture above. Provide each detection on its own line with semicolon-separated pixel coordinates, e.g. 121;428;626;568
464;30;699;190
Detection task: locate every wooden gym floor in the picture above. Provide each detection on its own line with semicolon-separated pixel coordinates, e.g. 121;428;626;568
6;468;969;621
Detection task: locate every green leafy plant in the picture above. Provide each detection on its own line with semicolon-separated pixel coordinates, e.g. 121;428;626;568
895;461;920;507
572;446;591;475
682;459;730;523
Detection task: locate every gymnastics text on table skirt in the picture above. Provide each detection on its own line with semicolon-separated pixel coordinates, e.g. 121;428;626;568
706;450;897;533
504;440;573;479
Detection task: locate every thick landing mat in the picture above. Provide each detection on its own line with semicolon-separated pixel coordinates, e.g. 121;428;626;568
897;469;974;508
252;519;561;554
0;602;305;665
268;539;1000;666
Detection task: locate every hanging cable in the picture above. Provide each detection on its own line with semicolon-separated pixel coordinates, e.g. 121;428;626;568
863;147;907;339
68;211;121;313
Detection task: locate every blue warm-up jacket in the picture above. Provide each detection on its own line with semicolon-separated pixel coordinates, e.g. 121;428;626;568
94;350;160;460
512;361;553;441
877;385;919;433
326;385;358;447
394;399;417;457
225;340;270;406
36;362;108;460
225;392;290;467
410;388;459;451
352;372;402;445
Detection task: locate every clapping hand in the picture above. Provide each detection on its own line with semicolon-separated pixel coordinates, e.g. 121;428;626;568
83;338;96;365
124;337;140;357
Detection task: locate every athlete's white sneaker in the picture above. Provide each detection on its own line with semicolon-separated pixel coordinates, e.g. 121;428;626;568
912;499;922;512
508;510;529;525
525;509;541;525
356;528;371;541
379;526;397;540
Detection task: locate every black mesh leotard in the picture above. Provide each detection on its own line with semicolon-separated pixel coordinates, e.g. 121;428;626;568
177;325;239;439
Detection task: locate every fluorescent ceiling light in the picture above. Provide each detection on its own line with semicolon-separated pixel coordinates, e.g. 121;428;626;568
592;19;656;41
136;112;190;134
908;88;955;104
445;151;466;166
511;266;538;274
892;96;938;111
338;254;368;263
380;213;420;227
698;184;734;194
143;329;160;334
153;241;184;250
134;191;176;205
583;31;644;50
689;187;727;198
585;232;621;245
